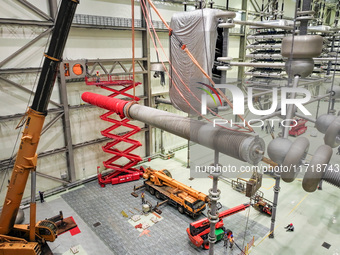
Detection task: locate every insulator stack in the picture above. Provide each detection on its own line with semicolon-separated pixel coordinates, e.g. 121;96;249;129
323;166;340;189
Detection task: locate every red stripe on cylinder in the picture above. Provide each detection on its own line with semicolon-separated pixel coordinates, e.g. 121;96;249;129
81;92;128;118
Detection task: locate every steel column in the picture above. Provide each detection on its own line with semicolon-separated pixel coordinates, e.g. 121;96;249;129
237;0;248;84
141;3;152;156
269;176;280;238
208;150;221;255
58;62;76;182
48;0;58;20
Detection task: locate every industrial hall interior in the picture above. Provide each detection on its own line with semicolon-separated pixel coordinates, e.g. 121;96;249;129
1;0;340;254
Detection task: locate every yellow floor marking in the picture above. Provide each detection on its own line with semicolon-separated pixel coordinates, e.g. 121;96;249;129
260;178;275;190
263;183;275;190
288;194;309;215
254;193;309;249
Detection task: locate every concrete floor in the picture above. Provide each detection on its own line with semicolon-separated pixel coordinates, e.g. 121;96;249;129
23;102;340;255
26;144;340;255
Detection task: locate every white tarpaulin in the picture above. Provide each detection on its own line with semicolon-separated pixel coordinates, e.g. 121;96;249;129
169;9;224;114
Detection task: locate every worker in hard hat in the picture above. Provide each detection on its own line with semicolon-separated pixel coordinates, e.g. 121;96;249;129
223;230;234;249
285;223;294;232
141;192;145;204
96;71;100;83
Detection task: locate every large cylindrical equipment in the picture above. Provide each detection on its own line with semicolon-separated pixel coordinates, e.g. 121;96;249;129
82;92;265;165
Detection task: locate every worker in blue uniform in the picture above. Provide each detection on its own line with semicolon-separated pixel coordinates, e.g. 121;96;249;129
224;230;234;249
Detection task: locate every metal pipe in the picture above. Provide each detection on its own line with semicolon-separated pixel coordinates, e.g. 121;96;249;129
303;94;330;105
269;175;280;238
208;150;221;255
233;20;294;30
155;97;172;105
228;62;285;68
295;112;316;123
81;92;265;165
283;75;299;139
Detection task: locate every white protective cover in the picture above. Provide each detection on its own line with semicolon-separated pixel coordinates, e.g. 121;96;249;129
169;9;223;114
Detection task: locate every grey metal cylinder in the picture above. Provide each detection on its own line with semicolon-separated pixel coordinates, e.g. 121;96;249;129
315;114;337;134
285;59;314;78
302;145;333;192
281;35;323;58
267;138;292;165
124;104;265;165
324;116;340;148
281;137;310;183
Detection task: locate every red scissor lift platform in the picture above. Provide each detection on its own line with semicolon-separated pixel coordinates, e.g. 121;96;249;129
289;118;308;137
85;75;143;187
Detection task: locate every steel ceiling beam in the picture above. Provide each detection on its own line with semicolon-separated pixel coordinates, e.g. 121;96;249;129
0;18;52;26
0;27;53;68
36;171;69;184
41;112;64;135
141;2;152;156
249;0;260;13
0;67;41;75
0;76;61;108
0;111;65;171
17;0;52;21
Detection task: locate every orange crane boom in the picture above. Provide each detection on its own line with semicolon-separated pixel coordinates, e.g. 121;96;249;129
0;1;78;254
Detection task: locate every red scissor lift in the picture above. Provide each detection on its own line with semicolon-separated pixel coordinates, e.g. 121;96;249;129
289;118;308;137
85;75;143;187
